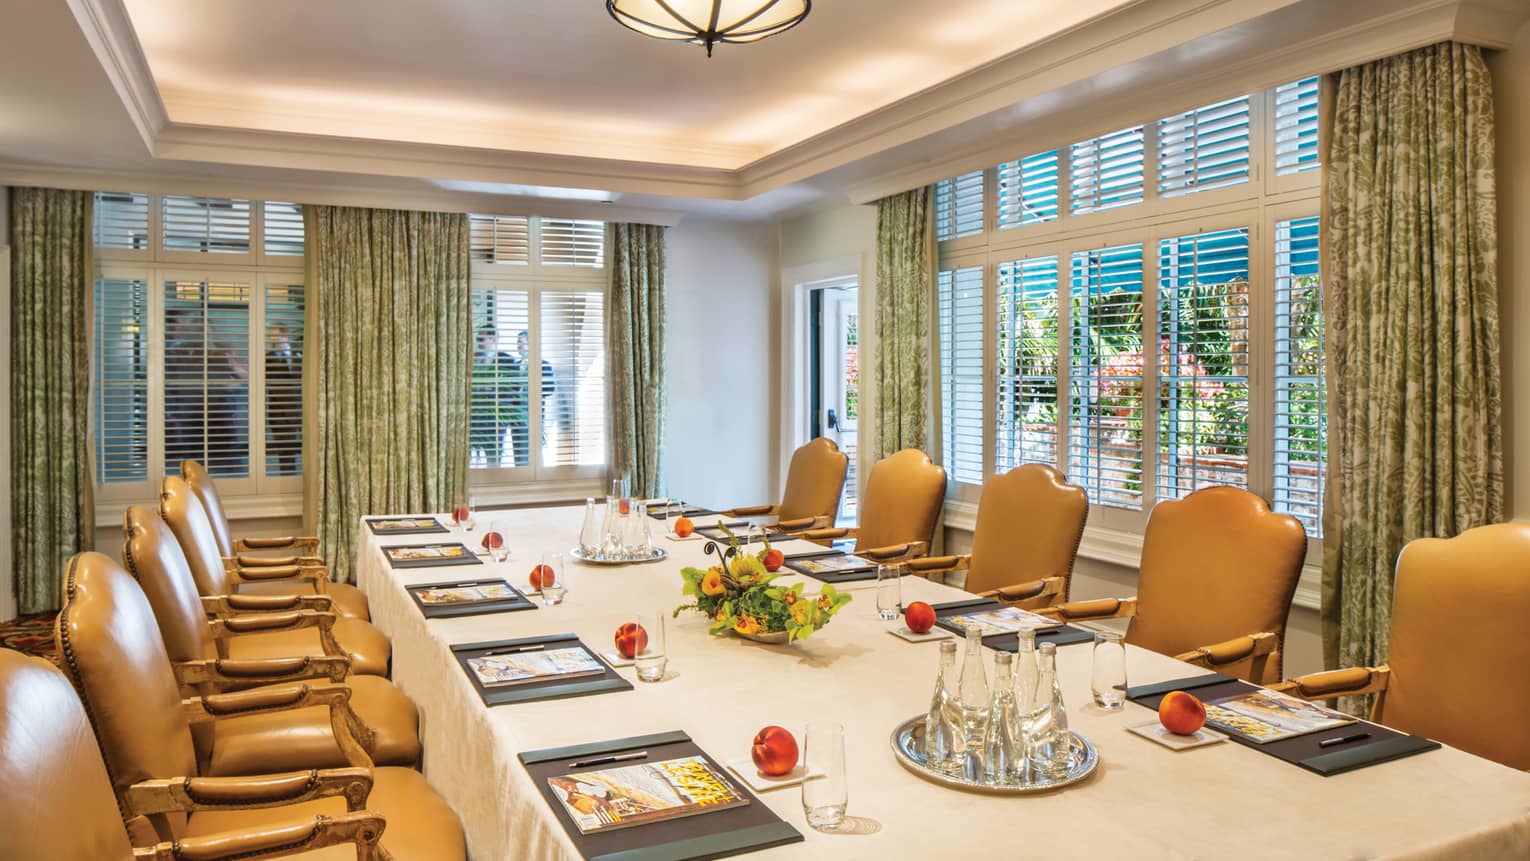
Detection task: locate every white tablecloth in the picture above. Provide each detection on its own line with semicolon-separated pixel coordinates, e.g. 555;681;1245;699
357;506;1530;861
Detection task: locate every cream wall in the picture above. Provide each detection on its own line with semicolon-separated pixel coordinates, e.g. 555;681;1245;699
1491;22;1530;518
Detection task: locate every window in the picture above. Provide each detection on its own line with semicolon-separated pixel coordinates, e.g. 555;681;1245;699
1274;77;1321;175
1157;97;1251;198
163;277;252;477
1273;216;1325;535
1070;125;1145;215
263;281;305;477
934;171;984;241
263;202;305;258
94;193;150;251
94;274;150;484
995;256;1059;471
540;219;606;267
162;196;251;255
540;291;607;466
997;151;1060;229
470;215;531;266
1068;243;1145;509
937;265;984;483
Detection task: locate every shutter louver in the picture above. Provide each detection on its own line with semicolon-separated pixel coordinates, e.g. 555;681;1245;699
1069;243;1145;509
996;257;1060;472
263;282;304;477
1274;77;1321;175
94;275;150;483
262;202;305;257
1273;216;1325;536
541;291;606;466
468;288;532;469
1070;126;1145;215
1157;97;1251;198
997;151;1060;229
934;171;984;241
539;219;605;267
1156;228;1251;500
163;278;251;478
470;215;531;265
162;196;251;255
93;192;150;251
938;266;984;484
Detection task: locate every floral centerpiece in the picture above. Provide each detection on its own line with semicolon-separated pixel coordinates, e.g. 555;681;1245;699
675;527;851;643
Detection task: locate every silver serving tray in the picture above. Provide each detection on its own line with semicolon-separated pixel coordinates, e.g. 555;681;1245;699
569;546;669;566
889;714;1099;795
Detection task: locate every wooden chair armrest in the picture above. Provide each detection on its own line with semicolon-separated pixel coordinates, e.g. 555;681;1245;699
125;768;374;818
979;576;1066;608
226;563;324;586
1037;596;1137;622
771;515;824;533
800;527;855;545
1268;666;1392;700
209;610;344;659
202;594;333;615
859;542;927;563
174;655;350;688
234;536;320;555
184;683;374;766
228;553;326;569
138;812;386;861
725;505;778;517
905;555;967;576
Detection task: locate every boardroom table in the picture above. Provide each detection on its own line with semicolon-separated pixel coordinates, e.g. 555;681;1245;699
356;504;1530;861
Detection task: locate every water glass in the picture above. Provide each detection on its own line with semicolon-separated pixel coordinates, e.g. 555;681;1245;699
461;495;477;534
485;520;509;563
579;498;601;554
539;551;567;606
875;564;902;621
633;611;667;683
1091;630;1127;710
801;721;847;831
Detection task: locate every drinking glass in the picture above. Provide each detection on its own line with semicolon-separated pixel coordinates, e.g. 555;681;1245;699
461;495;477;535
451;494;470;528
484;519;509;563
612;476;632;515
578;498;601;554
875;564;902;622
621;504;651;557
633;611;667;683
1091;630;1127;710
539;551;567;606
801;721;847;831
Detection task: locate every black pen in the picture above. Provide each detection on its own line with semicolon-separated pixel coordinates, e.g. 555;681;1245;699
567;751;648;769
478;644;545;657
1317;732;1371;748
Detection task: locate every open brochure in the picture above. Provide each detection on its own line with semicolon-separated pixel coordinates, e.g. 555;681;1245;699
944;605;1060;636
1204;689;1356;744
465;646;605;688
385;543;472;562
791;554;875;574
413;582;517;605
550;755;748;835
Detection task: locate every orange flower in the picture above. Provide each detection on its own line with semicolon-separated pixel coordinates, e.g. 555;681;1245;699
701;568;726;596
734;615;761;635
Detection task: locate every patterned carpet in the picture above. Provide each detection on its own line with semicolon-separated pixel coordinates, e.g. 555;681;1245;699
0;613;57;663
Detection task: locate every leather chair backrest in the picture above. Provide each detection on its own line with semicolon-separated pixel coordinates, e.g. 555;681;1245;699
54;553;200;824
1386;523;1530;769
123;504;218;664
966;464;1088;597
181;459;235;557
855;449;948;553
0;648;135;860
160;475;232;596
1128;486;1306;682
778;438;850;523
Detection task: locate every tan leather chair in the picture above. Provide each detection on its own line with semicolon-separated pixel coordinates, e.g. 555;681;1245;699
727;437;850;531
0;648;386;860
159;477;391;676
123;504;421;774
803;448;947;562
1270;522;1530;770
180;460;370;620
907;464;1087;609
54;551;465;859
1041;485;1306;684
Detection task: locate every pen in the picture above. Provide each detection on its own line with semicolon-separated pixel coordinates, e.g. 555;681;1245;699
566;751;649;770
478;644;545;657
1317;732;1371;748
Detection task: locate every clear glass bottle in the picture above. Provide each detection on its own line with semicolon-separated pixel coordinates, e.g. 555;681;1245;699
1014;627;1039;716
578;498;601;554
922;639;961;772
600;496;621;558
957;624;990;753
1027;642;1072;782
981;651;1025;784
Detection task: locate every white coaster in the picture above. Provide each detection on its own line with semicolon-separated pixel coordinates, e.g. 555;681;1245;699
599;651;636;668
724;757;822;792
887;625;955;643
1126;720;1228;750
663;533;702;542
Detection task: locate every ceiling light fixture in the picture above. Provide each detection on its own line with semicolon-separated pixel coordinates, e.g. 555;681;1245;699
606;1;811;57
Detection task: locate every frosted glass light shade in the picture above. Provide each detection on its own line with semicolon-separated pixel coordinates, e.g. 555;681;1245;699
607;0;811;56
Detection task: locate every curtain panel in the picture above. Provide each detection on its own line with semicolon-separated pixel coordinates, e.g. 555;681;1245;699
873;188;933;460
1322;42;1503;678
303;206;471;580
608;223;667;499
9;187;94;613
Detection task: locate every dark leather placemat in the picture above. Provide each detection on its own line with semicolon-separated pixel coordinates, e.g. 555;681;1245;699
647;504;715;521
406;578;536;618
364;516;449;535
783;552;878;582
451;633;631;707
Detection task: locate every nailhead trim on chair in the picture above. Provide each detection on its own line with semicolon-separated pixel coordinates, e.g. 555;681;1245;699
56;555;134;825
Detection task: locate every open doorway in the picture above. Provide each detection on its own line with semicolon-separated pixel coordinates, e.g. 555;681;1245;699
808;283;859;524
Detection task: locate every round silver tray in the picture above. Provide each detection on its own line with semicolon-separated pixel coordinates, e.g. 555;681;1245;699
889;714;1098;795
569;546;669;565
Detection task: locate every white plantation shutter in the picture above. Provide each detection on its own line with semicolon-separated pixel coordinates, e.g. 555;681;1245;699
1157;97;1251;197
997;151;1060;229
541;291;606;466
262;202;305;257
1070;126;1145;215
996;256;1060;471
470;215;531;265
1156;228;1251;500
938;266;984;483
163;278;252;478
1274;77;1321;175
1069;243;1145;509
162;196;251;255
94;275;150;483
469;288;532;469
934;171;984;241
1273;216;1325;535
93;192;150;251
539;219;605;267
263;282;304;477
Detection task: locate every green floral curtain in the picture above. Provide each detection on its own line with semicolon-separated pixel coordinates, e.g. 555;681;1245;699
1322;42;1503;678
9;187;94;613
608;223;667;498
873;189;932;459
303;206;471;580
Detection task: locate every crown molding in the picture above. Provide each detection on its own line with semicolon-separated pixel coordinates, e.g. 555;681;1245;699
63;0;167;149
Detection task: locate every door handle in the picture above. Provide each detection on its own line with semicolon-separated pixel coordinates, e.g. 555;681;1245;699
827;408;838;431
